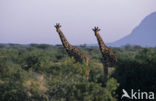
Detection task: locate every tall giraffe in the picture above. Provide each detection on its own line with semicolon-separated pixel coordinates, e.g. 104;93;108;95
92;27;117;80
54;23;89;66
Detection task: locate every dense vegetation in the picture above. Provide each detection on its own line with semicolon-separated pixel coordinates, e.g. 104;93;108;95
0;44;156;101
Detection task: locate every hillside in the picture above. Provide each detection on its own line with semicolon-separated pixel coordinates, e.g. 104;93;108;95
108;12;156;47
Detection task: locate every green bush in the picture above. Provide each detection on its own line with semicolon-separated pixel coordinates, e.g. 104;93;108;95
1;44;155;101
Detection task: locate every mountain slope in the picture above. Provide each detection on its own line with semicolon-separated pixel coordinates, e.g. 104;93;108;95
109;12;156;47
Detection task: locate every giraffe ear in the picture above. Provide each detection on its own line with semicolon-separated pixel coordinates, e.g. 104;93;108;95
92;28;95;32
92;27;97;32
98;28;101;31
96;27;101;31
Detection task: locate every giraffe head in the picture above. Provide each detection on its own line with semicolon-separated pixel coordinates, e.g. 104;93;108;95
92;27;100;35
55;23;61;32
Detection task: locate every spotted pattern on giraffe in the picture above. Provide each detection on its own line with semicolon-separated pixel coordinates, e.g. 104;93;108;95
55;23;89;66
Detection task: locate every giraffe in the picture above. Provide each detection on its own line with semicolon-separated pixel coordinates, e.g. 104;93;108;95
92;27;117;80
54;23;89;66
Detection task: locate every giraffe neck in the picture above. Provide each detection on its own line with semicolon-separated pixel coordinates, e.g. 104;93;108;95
57;29;72;50
95;32;107;51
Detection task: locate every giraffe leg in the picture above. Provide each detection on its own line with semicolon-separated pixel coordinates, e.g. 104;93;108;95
101;58;109;82
104;65;108;81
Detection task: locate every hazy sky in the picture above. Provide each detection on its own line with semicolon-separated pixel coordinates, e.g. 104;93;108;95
0;0;156;45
